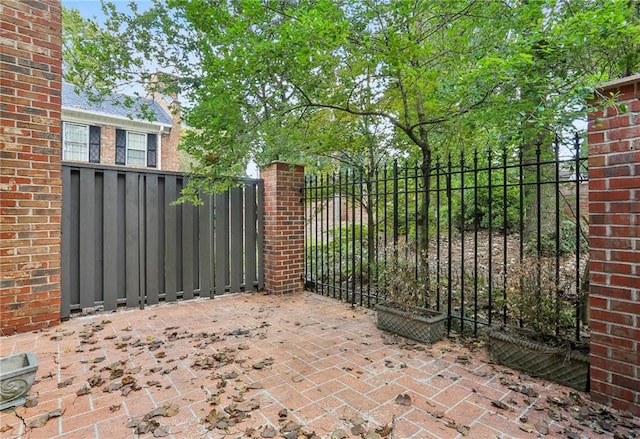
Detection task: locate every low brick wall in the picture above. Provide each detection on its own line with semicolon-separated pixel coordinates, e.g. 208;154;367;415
587;73;640;415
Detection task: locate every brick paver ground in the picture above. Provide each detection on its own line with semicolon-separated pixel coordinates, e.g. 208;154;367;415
1;292;637;438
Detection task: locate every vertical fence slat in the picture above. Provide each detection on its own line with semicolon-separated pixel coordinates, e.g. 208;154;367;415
146;174;159;305
199;195;213;298
245;184;257;290
103;170;118;311
182;198;195;300
61;166;72;318
215;192;229;295
230;187;243;292
79;168;96;310
164;176;178;302
125;172;140;308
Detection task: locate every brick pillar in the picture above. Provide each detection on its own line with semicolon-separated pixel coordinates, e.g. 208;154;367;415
261;162;304;295
587;74;640;415
0;0;63;334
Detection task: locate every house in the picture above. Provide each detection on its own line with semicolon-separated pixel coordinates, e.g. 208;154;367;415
61;82;182;171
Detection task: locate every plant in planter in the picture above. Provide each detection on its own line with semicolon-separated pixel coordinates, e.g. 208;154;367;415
488;258;589;391
375;242;446;344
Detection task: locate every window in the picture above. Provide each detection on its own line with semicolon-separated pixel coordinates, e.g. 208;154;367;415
63;123;88;161
127;132;146;166
62;123;100;163
116;129;157;167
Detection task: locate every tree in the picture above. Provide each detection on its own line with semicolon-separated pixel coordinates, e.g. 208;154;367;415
63;0;639;286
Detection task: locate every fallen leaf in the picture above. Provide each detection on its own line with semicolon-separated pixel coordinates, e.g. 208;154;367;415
519;423;535;433
76;383;91;396
261;425;277;437
29;415;50;429
24;396;38;408
491;400;509;410
109;404;122;413
457;424;470;436
58;377;74;388
0;425;14;433
394;393;412;406
153;426;169;437
292;374;305;383
535;420;549;435
351;424;367;435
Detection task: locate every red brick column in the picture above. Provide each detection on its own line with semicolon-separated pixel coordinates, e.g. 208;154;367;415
587;74;640;415
0;0;63;334
261;162;304;295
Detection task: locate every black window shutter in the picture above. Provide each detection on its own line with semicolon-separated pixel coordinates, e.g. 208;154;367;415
88;125;101;163
115;129;126;165
147;133;157;168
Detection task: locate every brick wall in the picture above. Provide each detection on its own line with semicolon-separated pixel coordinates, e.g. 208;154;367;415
587;73;640;416
261;162;305;295
0;0;63;334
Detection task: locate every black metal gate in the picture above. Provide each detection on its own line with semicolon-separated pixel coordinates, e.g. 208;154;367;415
61;163;263;317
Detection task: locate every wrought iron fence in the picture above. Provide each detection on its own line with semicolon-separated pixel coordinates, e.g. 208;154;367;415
304;135;589;340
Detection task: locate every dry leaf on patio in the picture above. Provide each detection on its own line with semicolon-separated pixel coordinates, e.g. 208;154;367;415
351;424;367;435
87;374;104;387
143;403;180;421
109;404;121;412
261;425;277;437
76;383;91;396
535;420;549;435
28;409;64;429
394;393;412;406
0;425;14;433
376;424;393;437
519;423;535;433
24;396;38;408
491;399;509;410
153;426;169;437
58;377;74;388
457;424;470;436
291;374;305;383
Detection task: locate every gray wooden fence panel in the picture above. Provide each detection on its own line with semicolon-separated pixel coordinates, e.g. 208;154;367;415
125;172;140;308
103;170;118;311
164;175;178;302
146;175;159;305
61;164;264;314
230;187;243;292
215;192;229;295
245;184;257;290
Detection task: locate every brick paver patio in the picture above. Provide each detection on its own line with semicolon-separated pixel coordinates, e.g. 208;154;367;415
1;292;637;438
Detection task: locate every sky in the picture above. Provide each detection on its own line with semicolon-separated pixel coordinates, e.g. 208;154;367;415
62;0;154;21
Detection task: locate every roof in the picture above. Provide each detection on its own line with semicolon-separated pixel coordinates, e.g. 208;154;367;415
62;82;173;125
597;73;640;91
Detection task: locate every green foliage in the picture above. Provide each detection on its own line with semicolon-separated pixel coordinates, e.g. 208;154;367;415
451;171;520;233
533;219;589;257
62;0;640;198
378;242;432;309
505;258;577;339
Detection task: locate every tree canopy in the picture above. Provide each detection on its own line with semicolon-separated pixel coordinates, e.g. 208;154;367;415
62;0;640;193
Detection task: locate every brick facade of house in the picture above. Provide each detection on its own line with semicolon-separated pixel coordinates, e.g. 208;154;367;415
587;74;640;415
0;0;63;334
